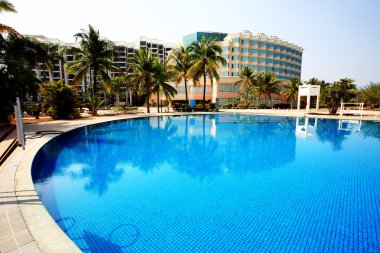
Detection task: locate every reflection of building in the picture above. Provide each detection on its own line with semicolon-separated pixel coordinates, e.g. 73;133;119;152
338;120;362;132
169;30;303;105
295;117;318;138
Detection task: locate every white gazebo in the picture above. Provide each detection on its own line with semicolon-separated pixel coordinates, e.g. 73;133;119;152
297;84;321;113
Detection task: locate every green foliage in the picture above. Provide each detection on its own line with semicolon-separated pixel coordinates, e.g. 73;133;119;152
358;82;380;109
67;25;119;95
0;34;40;125
85;91;105;115
282;77;301;103
252;72;282;106
234;66;256;105
40;81;79;119
320;78;357;114
188;36;226;109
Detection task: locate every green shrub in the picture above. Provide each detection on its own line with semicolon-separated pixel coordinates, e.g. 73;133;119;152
40;81;79;119
259;104;267;109
238;104;248;109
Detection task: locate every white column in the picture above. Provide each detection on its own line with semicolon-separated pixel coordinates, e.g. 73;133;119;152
297;94;301;110
316;96;320;111
306;95;311;113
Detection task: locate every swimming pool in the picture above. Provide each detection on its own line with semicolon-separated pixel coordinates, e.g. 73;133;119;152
32;114;380;252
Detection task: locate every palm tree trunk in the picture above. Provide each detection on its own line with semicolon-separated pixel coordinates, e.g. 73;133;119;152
93;66;97;97
184;78;189;112
146;80;150;113
203;72;206;110
157;90;160;113
125;83;129;106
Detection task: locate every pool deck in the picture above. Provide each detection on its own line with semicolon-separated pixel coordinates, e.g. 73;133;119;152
1;109;379;253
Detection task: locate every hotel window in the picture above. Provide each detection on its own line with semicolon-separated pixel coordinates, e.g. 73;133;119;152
274;45;280;50
266;51;274;56
280;46;286;51
222;46;230;51
250;57;257;62
274;60;280;64
220;84;241;92
273;68;279;72
266;59;273;64
241;56;249;61
251;41;258;45
259;50;266;55
251;65;257;69
232;55;239;60
232;47;239;52
232;72;239;76
259;42;266;47
280;61;286;66
232;38;239;43
279;69;285;73
286;62;291;67
291;57;295;61
267;43;273;48
258;58;265;63
241;64;248;69
222;63;229;68
274;53;280;57
221;71;229;76
251;49;258;54
258;66;265;71
222;55;229;60
232;64;239;68
286;55;291;60
266;67;273;71
280;54;286;58
241;48;249;53
242;39;249;44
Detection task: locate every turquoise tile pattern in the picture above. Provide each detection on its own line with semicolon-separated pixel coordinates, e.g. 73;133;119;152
32;115;380;252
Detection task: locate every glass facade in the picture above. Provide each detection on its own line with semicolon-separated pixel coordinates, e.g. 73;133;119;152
183;32;228;46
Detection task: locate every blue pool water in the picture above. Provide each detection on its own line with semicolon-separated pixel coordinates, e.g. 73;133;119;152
32;114;380;252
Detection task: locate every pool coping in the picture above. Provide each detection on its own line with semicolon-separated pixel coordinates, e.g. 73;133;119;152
2;111;380;252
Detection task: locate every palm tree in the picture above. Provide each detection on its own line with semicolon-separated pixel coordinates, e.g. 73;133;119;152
106;76;124;106
253;72;282;106
67;25;119;96
234;66;256;105
282;77;301;104
188;36;226;110
167;45;193;112
0;0;21;37
152;61;177;113
129;49;158;113
32;41;60;82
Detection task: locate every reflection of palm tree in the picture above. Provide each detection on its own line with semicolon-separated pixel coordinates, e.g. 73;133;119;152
360;121;380;140
316;119;351;150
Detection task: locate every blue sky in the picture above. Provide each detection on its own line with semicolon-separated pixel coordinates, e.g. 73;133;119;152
2;0;379;86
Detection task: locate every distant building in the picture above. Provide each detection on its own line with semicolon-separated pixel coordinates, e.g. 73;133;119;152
183;31;228;46
219;30;303;80
169;31;304;106
28;35;176;90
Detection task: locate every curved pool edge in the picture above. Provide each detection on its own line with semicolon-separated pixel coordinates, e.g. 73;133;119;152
13;114;151;252
15;133;82;253
7;111;380;252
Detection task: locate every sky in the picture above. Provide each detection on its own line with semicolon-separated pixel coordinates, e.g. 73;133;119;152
2;0;380;86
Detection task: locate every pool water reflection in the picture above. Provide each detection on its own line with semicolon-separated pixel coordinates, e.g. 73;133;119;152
32;115;380;252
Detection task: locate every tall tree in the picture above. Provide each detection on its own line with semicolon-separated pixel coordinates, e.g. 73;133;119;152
188;36;226;110
282;77;301;103
106;76;124;106
320;78;357;114
167;45;193;112
234;66;256;105
152;61;177;113
253;72;282;106
358;82;380;109
31;41;60;82
0;0;21;37
129;49;158;113
67;25;119;96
